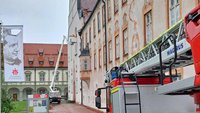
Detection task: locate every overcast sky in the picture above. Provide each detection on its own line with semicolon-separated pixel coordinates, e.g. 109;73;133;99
0;0;68;44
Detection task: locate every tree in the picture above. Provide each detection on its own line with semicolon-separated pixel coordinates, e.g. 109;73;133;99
1;89;14;113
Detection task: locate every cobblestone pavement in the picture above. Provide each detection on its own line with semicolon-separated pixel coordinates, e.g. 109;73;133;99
49;101;103;113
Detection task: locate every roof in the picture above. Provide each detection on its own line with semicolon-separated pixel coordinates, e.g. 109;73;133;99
81;0;98;22
24;43;68;68
79;0;101;35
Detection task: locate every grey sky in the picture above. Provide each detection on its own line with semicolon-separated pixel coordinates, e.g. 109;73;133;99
0;0;68;44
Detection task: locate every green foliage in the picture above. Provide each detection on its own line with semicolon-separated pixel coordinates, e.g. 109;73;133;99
1;89;14;113
11;101;26;113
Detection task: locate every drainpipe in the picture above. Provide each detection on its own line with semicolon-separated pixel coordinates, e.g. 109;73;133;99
101;1;109;113
102;0;108;72
0;21;2;113
81;80;83;105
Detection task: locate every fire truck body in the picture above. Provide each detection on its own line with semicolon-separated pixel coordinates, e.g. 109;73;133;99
95;5;200;113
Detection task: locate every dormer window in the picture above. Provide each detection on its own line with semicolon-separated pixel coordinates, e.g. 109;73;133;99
49;61;54;65
28;58;34;65
49;58;54;65
59;61;64;65
38;49;44;56
39;61;44;65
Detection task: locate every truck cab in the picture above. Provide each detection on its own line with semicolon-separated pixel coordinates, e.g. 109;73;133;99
49;91;61;104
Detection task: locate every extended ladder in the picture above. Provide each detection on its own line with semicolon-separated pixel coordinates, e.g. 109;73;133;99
120;20;192;82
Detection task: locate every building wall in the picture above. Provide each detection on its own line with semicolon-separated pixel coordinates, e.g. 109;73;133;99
77;0;198;110
68;0;82;103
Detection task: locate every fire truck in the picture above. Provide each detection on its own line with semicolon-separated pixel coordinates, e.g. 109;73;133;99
95;5;200;113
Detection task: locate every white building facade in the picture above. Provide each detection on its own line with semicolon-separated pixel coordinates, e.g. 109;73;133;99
68;0;200;110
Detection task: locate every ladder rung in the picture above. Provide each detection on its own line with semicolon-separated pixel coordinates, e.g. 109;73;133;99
122;81;137;85
125;103;140;105
125;91;138;95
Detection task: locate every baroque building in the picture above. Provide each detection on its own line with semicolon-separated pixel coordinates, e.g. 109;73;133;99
68;0;200;110
2;43;68;101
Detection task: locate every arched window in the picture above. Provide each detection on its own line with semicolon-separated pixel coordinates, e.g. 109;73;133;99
123;13;128;25
115;20;119;31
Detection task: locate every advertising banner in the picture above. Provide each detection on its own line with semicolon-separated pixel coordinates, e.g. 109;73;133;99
3;25;25;82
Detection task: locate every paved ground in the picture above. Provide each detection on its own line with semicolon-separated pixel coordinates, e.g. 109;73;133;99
49;101;103;113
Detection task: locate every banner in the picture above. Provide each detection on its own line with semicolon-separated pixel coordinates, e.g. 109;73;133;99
3;25;25;82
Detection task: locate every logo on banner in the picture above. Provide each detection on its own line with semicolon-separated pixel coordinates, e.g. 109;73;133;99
3;25;25;82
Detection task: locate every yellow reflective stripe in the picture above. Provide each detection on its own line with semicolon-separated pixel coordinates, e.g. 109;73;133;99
111;87;119;94
120;19;183;66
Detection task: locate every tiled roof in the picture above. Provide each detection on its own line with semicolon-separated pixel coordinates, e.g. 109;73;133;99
24;43;68;68
81;0;98;22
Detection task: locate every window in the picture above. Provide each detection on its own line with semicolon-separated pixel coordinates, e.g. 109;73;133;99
145;11;153;45
59;61;64;65
84;60;88;70
102;5;105;27
123;13;128;25
53;71;59;81
103;45;106;65
28;58;34;65
81;37;84;50
38;49;44;56
107;0;111;21
39;71;45;81
115;35;120;59
114;0;119;14
49;61;54;65
122;0;127;6
169;0;180;26
25;71;31;82
123;28;128;55
89;27;91;43
115;21;119;31
94;53;96;69
109;41;112;62
29;61;33;65
85;32;88;44
39;61;44;65
93;19;96;38
97;12;101;32
99;49;102;68
55;75;59;81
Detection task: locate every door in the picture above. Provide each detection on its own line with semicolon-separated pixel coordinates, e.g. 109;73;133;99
13;94;17;101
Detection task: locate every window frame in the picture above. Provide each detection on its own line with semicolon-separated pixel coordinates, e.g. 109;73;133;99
144;10;153;45
39;72;45;82
123;28;128;56
99;49;102;68
169;0;180;26
115;35;120;59
114;0;119;14
122;0;127;6
94;52;96;69
107;0;111;21
108;40;112;63
93;19;96;38
97;12;101;32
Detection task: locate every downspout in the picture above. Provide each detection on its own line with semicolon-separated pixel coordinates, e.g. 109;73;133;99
101;1;109;113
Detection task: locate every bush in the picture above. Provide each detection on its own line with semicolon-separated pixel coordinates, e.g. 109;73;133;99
1;89;14;113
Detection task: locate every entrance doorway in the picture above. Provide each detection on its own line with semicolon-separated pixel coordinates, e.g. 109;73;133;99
13;94;17;101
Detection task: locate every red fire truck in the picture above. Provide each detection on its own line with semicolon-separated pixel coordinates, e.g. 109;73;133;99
95;5;200;113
